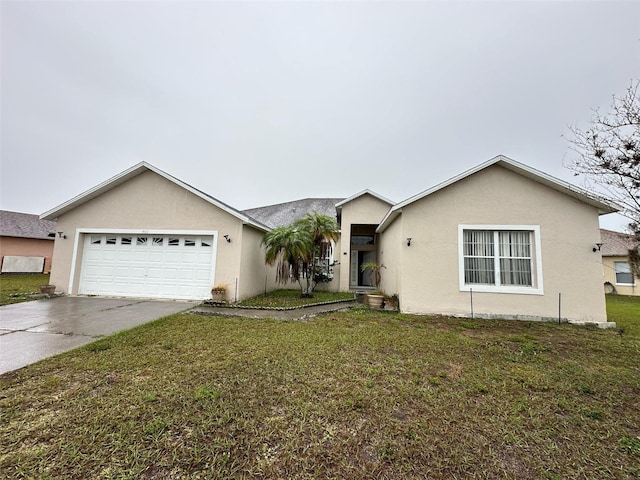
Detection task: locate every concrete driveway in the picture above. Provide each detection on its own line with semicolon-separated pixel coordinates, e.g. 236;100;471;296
0;297;198;375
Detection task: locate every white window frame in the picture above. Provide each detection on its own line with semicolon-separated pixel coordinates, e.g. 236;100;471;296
614;261;635;286
458;225;543;295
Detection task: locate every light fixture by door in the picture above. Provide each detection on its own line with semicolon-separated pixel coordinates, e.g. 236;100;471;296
224;235;231;243
592;243;603;252
57;232;66;239
406;237;412;246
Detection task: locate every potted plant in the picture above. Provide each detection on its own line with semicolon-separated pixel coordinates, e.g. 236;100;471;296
39;284;56;295
210;284;228;303
360;262;385;308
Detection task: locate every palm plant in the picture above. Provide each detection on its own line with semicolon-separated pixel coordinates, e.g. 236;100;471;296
262;212;339;297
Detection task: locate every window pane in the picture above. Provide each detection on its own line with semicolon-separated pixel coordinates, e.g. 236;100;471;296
464;231;494;256
464;257;495;284
615;262;634;284
121;237;132;245
201;239;211;247
351;235;374;245
137;237;147;245
106;237;117;245
185;238;196;247
152;237;163;246
168;238;180;246
500;258;532;286
91;236;102;245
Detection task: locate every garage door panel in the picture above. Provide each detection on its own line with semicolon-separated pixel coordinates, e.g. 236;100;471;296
79;233;215;299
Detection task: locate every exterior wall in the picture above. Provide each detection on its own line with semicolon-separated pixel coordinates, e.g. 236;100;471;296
238;225;279;301
337;194;392;291
49;170;248;297
0;236;54;273
603;255;639;296
377;216;402;297
397;165;608;324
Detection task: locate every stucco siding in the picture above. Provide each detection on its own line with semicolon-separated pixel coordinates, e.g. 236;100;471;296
238;225;279;300
338;194;392;291
49;170;246;296
398;165;608;323
378;217;402;297
0;237;54;273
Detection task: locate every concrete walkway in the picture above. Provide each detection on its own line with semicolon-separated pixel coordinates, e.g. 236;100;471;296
0;297;197;375
190;301;358;320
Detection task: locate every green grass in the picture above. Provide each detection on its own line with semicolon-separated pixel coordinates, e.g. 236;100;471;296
0;297;638;479
236;288;355;308
0;273;50;306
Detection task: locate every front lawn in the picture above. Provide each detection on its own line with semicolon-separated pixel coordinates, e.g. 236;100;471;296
236;288;355;308
0;297;638;479
0;273;50;306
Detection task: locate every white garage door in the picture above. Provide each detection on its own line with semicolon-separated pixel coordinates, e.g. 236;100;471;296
79;233;215;300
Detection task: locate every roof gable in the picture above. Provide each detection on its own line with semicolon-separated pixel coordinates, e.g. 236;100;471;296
1;210;56;240
40;162;269;231
377;155;620;232
335;190;394;209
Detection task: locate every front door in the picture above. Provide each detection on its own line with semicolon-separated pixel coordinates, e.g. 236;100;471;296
350;250;376;288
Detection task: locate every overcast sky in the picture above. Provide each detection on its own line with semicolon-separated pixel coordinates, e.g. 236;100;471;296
1;1;638;230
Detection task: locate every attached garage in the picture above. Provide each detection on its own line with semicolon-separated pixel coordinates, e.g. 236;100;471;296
78;232;216;300
41;162;275;301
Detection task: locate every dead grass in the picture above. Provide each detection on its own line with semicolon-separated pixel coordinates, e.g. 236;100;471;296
0;298;638;479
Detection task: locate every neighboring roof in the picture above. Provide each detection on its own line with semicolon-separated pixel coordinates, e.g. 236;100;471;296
244;198;344;229
377;155;621;232
1;210;56;240
40;162;270;232
335;189;394;210
600;228;638;256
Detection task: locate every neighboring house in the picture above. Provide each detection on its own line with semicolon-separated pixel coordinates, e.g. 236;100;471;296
41;155;619;326
0;210;56;273
600;228;639;295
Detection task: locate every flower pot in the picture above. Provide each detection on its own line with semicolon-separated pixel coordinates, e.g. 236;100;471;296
367;294;384;309
211;290;226;303
40;285;56;295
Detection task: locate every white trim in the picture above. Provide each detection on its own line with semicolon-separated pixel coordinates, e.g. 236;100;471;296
614;261;636;286
40;162;269;232
71;228;218;297
458;224;544;295
377;155;620;233
335;189;394;209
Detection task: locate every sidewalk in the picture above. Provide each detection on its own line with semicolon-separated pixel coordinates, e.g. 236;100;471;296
190;301;358;320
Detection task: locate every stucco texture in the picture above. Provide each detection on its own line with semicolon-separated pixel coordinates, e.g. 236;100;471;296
49;170;267;299
379;165;608;324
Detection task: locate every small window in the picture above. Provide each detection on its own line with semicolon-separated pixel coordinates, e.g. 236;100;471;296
106;237;117;245
137;237;148;246
351;235;374;245
615;262;635;285
91;236;102;245
152;237;163;246
121;237;132;245
168;238;180;246
201;239;211;247
185;238;196;247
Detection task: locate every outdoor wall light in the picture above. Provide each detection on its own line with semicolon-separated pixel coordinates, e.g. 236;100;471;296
407;237;412;246
57;232;66;239
224;235;231;243
593;243;603;252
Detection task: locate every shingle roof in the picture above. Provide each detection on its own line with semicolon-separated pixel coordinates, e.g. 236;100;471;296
600;228;638;256
1;210;56;240
243;198;344;229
